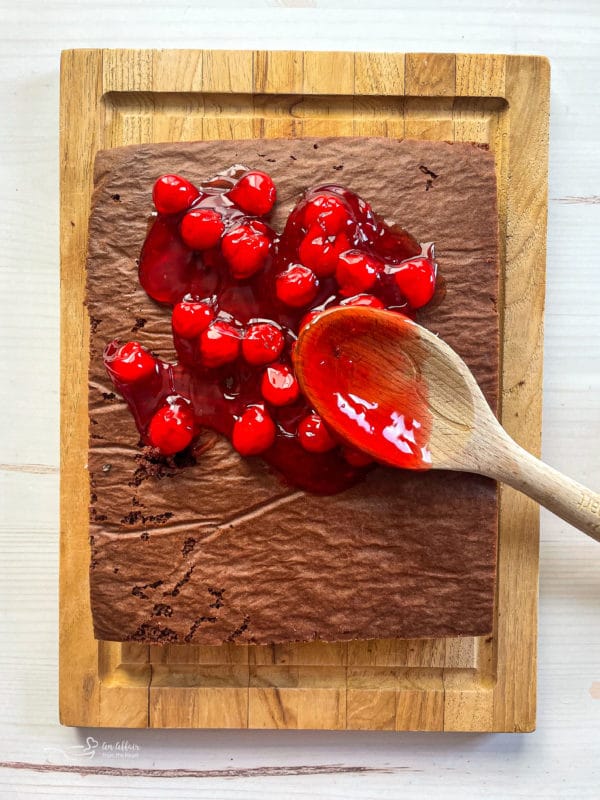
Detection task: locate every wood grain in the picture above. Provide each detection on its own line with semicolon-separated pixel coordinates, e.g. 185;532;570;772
492;54;550;733
59;49;549;731
60;49;120;728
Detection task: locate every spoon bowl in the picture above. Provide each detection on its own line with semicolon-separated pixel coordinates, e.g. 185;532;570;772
294;306;600;541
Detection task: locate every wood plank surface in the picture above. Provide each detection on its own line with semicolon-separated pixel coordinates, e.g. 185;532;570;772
59;49;109;728
59;49;549;732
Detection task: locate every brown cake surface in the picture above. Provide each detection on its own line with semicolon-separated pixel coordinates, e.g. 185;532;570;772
87;137;499;645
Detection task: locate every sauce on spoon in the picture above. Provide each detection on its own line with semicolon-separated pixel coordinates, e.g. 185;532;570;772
294;308;433;470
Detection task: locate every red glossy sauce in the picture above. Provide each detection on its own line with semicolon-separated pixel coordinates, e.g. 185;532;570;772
104;166;438;494
297;310;433;471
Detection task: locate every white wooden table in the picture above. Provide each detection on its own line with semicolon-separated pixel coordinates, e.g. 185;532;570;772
1;2;598;797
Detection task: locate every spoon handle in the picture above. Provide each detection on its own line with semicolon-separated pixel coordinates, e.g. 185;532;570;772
480;433;600;542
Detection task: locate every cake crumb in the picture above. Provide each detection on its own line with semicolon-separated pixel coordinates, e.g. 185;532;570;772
182;537;197;557
129;622;178;643
227;616;250;642
152;603;173;617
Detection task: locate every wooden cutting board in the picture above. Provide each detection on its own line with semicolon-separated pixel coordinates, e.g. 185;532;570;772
60;50;549;731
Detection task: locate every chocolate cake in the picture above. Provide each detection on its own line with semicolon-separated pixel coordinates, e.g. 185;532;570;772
87;137;499;645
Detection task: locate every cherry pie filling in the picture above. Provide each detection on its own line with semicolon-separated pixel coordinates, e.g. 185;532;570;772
104;167;438;494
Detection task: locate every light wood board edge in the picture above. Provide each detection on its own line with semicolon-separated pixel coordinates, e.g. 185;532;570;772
59;50;549;731
492;54;549;733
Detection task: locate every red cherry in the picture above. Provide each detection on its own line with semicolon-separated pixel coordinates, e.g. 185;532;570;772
152;175;199;215
275;264;319;308
198;320;241;367
221;223;271;279
340;293;385;309
247;219;269;234
343;447;374;467
392;257;436;308
298;413;336;453
180;208;224;250
336;250;381;297
107;341;156;384
261;363;299;407
242;322;285;366
232;404;276;456
298;225;330;276
303;194;350;235
227;171;276;216
299;225;351;277
147;395;195;455
172;299;215;338
299;308;324;329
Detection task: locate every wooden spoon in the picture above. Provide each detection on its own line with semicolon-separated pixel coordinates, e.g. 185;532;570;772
294;306;600;542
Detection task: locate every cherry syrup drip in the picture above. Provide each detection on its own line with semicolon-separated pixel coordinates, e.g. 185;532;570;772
104;167;438;494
